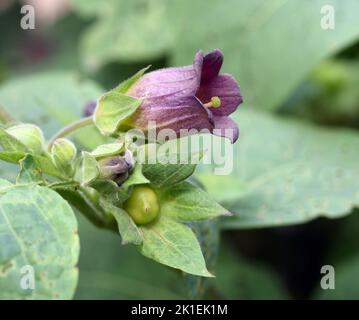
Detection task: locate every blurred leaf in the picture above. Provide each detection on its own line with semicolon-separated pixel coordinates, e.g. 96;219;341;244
313;254;359;299
172;0;359;111
74;214;187;299
74;0;173;69
0;72;105;149
211;244;288;299
286;59;359;126
326;209;359;264
311;210;359;299
197;108;359;228
185;220;220;299
0;181;79;299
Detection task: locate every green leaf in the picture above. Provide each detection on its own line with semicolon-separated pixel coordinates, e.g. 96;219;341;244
0;72;105;149
94;91;142;136
100;199;143;245
139;216;212;277
160;181;229;222
17;155;44;184
172;0;359;111
197;109;359;228
0;181;79;299
90;142;124;159
55;186;109;229
79;152;99;185
142;138;203;187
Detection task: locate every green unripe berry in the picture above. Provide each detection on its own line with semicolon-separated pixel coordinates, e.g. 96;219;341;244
6;124;45;154
124;185;160;225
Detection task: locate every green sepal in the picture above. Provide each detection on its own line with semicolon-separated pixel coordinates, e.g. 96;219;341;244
94;92;142;136
89;142;124;159
114;66;150;94
78;151;100;185
5;123;45;154
51;138;77;177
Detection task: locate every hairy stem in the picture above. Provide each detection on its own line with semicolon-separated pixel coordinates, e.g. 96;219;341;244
47;116;93;151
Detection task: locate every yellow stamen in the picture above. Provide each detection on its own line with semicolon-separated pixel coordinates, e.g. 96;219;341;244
203;96;221;108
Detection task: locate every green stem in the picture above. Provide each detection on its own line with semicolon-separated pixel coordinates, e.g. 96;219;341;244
47;116;93;151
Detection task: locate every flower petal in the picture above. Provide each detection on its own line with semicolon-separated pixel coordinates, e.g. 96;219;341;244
128;65;200;102
201;49;223;83
212;116;239;143
193;50;204;80
124;96;214;136
196;74;242;116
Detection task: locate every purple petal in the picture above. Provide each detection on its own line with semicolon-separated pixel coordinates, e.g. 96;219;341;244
212;116;239;143
193;50;204;80
124;96;213;136
201;49;223;83
128;65;200;102
196;73;242;116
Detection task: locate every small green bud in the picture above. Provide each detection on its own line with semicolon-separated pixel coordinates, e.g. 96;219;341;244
6;124;45;154
124;185;160;225
51;138;77;176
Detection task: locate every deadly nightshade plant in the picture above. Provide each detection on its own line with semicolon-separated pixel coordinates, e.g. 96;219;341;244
0;49;242;299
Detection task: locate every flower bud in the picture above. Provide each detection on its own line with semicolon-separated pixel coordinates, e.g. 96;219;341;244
124;185;160;225
6;124;45;154
98;155;131;185
83;100;97;117
51;138;77;176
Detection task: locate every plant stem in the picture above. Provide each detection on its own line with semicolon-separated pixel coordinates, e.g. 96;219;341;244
47;116;93;151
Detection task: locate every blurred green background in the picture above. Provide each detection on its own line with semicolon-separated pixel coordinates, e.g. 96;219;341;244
0;0;359;299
